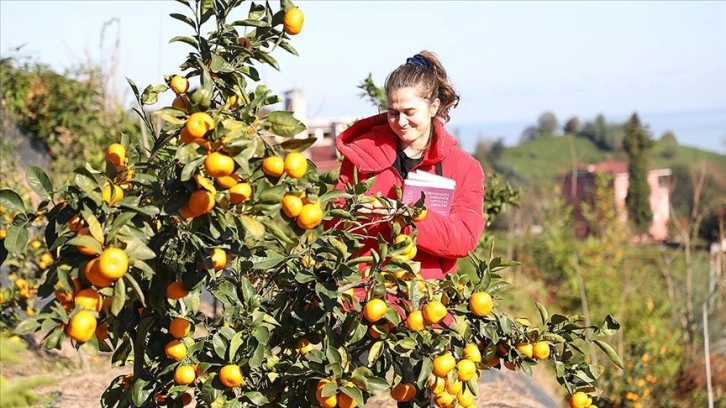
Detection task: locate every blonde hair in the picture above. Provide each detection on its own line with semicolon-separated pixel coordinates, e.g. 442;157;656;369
384;51;459;122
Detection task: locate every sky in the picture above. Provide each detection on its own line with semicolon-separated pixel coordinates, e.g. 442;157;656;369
1;1;725;153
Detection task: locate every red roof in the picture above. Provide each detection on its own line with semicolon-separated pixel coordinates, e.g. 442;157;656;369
579;160;628;174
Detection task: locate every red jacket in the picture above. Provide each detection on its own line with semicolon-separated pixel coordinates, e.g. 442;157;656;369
334;113;486;280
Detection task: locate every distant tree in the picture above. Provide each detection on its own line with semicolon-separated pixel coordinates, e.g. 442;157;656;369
660;131;678;144
473;137;505;170
563;116;580;135
519;125;539;143
488;138;506;162
622;113;654;234
357;73;387;110
537;111;559;136
579;114;624;151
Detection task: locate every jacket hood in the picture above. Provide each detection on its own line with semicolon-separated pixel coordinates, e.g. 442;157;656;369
335;113;459;173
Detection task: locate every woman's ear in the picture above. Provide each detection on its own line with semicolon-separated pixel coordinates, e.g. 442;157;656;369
429;98;441;117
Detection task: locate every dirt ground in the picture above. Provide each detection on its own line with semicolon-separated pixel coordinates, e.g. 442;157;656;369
1;334;564;408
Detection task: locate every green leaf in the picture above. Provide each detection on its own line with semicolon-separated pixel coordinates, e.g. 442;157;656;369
25;167;53;199
231;19;267;27
126;77;140;101
124;274;146;307
229;331;244;361
279;40;298;56
124;240;157;261
280;137;317;152
598;314;620;337
181;156;205;182
264;111;306;137
260;220;293;245
169;12;196;28
141;84;168;105
367;341;383;366
240;215;264;240
3;225;28;254
131;377;152;407
416;357;433;385
243;392;269;405
111;278;126;316
14;318;41;335
593;339;623;369
340;386;364;408
536;302;549;325
169;35;199;48
0;189;25;213
67;235;103;255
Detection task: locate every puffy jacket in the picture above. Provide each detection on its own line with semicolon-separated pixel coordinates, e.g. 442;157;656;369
334;113;486;280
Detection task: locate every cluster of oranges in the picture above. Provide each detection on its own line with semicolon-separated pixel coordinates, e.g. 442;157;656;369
266;152;323;230
103;143;131;205
315;378;359;408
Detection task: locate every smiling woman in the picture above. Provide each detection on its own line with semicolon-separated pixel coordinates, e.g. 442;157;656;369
333;49;487;406
335;51;486;278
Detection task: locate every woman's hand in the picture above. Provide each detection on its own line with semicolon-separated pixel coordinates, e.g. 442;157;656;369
357;193;395;217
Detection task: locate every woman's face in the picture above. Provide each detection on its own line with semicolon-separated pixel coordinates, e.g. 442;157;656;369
386;87;439;146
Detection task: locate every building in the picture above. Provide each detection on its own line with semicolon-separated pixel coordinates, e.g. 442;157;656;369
283;88;356;172
560;160;671;240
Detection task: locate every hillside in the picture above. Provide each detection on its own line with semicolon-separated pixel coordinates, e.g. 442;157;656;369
495;135;726;182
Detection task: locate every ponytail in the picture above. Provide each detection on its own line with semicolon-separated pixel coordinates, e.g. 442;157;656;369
384;50;459;122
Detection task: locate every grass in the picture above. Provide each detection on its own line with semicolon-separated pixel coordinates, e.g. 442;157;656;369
495;135;725;182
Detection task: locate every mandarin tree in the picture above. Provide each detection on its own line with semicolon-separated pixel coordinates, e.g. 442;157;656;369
1;1;621;407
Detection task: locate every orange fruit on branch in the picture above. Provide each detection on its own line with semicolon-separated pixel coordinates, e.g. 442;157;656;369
337;392;357;408
281;194;303;218
215;174;239;189
423;300;447;324
284;152;307;178
66;310;97;343
391;383;416;402
102;183;124;205
463;343;482;363
166;281;189;300
456;359;477;381
229;182;252;204
405;310;426;331
283;7;304;35
210;248;227;271
569;392;590;408
74;288;103;312
185;112;214;138
164;339;187;361
97;247;129;280
174;365;196;385
516;342;534;359
170;318;192;339
188;189;215;215
85;258;114;288
533;341;551;360
204;152;235;177
432;353;456;378
219;364;244;388
362;298;387;323
262;156;284;177
170;75;189;95
469;291;493;317
296;203;323;229
105;143;126;167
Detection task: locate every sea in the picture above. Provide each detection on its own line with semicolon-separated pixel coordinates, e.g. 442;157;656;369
451;107;726;155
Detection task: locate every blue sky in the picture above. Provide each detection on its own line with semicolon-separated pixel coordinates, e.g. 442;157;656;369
2;1;725;152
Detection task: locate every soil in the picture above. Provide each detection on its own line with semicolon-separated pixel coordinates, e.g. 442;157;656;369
675;354;726;402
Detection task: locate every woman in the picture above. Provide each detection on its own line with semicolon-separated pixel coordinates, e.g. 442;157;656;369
334;51;486;281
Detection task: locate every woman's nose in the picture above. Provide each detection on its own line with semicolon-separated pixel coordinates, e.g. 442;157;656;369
397;115;407;127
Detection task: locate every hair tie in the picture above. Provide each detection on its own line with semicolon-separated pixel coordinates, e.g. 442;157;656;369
406;54;431;70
